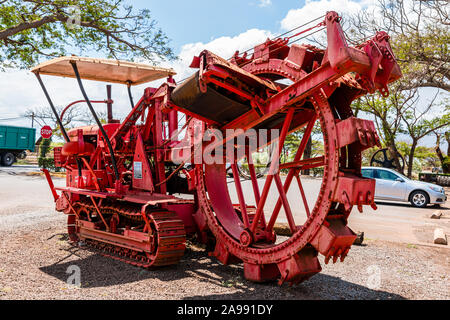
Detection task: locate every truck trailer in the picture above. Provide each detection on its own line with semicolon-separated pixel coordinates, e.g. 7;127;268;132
0;125;36;166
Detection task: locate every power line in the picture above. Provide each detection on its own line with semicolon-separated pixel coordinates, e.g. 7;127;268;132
232;14;326;59
0;116;24;121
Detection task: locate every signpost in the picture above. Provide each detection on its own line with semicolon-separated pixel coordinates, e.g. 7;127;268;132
40;126;53;139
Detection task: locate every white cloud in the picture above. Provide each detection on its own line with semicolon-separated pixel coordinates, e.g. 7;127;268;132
258;0;272;7
281;0;374;30
159;28;273;82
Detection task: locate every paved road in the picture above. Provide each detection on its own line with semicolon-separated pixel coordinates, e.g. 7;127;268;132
228;175;450;245
0;164;40;174
0;165;65;231
1;165;449;245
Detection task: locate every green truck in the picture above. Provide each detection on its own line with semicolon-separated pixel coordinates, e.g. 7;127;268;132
0;125;36;166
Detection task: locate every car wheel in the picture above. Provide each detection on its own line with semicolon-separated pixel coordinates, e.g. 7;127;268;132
410;191;429;208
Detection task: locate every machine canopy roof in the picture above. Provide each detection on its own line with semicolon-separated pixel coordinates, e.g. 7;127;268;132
31;56;176;86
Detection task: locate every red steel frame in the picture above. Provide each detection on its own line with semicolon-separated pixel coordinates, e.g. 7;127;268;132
40;11;401;285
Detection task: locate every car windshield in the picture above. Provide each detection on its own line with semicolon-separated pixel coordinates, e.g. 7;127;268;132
394;171;410;181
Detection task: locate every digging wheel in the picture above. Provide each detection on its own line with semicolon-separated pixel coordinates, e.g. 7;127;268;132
194;61;367;284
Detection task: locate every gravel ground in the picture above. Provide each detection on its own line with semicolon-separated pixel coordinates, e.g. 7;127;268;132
0;221;448;300
0;169;449;300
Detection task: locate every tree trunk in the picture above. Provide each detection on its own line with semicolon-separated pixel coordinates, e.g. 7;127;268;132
407;140;417;178
436;132;450;174
446;132;450;156
386;139;403;174
380;119;403;173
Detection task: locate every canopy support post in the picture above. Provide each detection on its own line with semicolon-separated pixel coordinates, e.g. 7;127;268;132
70;61;120;181
34;72;70;142
34;72;83;177
127;81;135;109
106;85;113;123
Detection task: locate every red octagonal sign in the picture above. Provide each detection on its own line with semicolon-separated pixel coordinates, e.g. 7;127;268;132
40;126;53;139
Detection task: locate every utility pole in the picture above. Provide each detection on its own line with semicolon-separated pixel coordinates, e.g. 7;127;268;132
31;112;35;128
107;85;113;123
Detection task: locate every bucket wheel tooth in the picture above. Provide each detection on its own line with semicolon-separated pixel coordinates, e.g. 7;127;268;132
276;247;322;286
209;241;240;265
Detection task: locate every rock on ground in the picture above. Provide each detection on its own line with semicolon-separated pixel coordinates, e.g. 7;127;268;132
434;228;448;245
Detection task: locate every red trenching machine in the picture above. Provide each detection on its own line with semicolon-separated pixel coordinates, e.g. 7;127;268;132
33;12;401;285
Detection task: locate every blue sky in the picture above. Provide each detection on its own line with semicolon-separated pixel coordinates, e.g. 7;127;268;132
141;0;304;51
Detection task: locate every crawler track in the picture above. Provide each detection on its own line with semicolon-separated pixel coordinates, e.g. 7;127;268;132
71;201;186;268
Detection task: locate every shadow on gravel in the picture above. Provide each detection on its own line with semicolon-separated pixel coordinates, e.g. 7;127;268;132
39;245;239;288
39;244;406;300
182;272;406;300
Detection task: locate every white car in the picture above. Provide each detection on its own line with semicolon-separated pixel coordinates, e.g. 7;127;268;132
361;167;447;208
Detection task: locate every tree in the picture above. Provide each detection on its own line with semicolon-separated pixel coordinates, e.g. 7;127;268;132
355;84;449;177
348;0;450;176
37;137;54;169
353;83;413;173
400;91;450;177
0;0;175;70
397;142;441;176
435;131;450;173
349;0;449;91
23;104;107;139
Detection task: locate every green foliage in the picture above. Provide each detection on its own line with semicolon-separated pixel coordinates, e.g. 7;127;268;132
348;1;450;176
401;98;450;143
283;132;301;162
38;138;59;171
397;141;440;172
284;124;324;160
353;85;449;177
390;21;449;91
362;146;379;167
365;141;443;176
281;127;324;176
349;0;449;91
0;0;175;69
39;138;51;158
442;156;450;173
352;89;408;147
38;157;55;170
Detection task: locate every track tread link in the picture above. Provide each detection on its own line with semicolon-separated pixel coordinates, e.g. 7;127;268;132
74;201;186;268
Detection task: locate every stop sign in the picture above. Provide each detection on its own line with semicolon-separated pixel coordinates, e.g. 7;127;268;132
40;126;53;139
